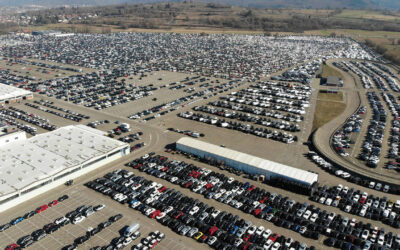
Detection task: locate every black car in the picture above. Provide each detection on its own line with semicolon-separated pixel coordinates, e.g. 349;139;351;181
109;214;123;222
99;220;112;229
17;235;33;245
32;229;47;241
62;245;77;250
24;211;36;219
0;223;11;232
20;239;34;248
58;195;69;202
75;235;89;244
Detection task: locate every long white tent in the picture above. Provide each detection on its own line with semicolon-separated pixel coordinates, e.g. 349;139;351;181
176;137;318;187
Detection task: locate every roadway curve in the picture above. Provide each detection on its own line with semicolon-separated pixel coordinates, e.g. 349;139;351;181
312;59;400;191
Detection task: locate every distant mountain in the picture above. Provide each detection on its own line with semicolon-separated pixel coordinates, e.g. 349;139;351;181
0;0;399;9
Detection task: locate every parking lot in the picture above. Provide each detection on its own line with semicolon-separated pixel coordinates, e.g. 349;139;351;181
1;32;399;250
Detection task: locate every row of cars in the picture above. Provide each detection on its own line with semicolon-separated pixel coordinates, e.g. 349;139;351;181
210;100;304;123
363;62;400;92
2;106;56;131
339;61;373;89
29;68;156;110
0;194;68;233
179;111;297;144
128;79;243;121
0;110;37;135
126;155;399;249
131;231;164;250
86;168;312;250
353;62;389;91
193;106;300;133
311;184;400;228
62;213;126;250
25;102;83;122
381;92;400;171
359;92;387;168
4;195;71;249
225;91;307;115
332;106;366;157
307;152;394;194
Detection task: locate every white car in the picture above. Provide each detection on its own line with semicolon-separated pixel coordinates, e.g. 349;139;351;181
255;226;264;235
263;240;274;249
207;236;217;246
310;213;318;222
247;225;257;234
94;204;105;211
72;216;85;224
189;206;199;215
262;229;272;239
303;210;312;220
54;217;67;225
271;242;281;250
327;212;336;221
123;237;133;246
361;229;369;240
130;201;142;209
156;212;166;220
145;208;155;216
325;198;333;206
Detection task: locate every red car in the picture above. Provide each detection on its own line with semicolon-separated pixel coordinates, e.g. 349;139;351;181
241;242;251;249
206;183;213;189
209;226;218;236
150;210;161;219
6;243;20;250
49;200;58;207
254;209;262;216
174;211;183;219
36;204;48;213
158;186;167;193
269;233;279;242
360;197;367;204
150;240;159;248
161;167;168;172
248;185;255;191
243;233;251;242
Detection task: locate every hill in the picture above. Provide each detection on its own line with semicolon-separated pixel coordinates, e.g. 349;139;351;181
1;0;400;10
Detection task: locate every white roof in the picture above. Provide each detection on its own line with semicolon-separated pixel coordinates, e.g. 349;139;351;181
177;137;318;185
0;83;32;101
0;125;128;197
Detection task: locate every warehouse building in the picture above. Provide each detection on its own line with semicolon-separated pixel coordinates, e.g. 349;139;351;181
0;83;33;104
0;125;129;212
321;76;343;87
176;137;318;193
0;124;26;147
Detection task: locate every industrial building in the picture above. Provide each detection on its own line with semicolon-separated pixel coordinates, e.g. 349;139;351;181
0;83;33;104
321;76;343;87
176;137;318;192
0;124;26;147
0;125;129;212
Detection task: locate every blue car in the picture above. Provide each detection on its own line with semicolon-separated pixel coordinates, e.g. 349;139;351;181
129;199;139;205
230;225;239;235
11;217;23;225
